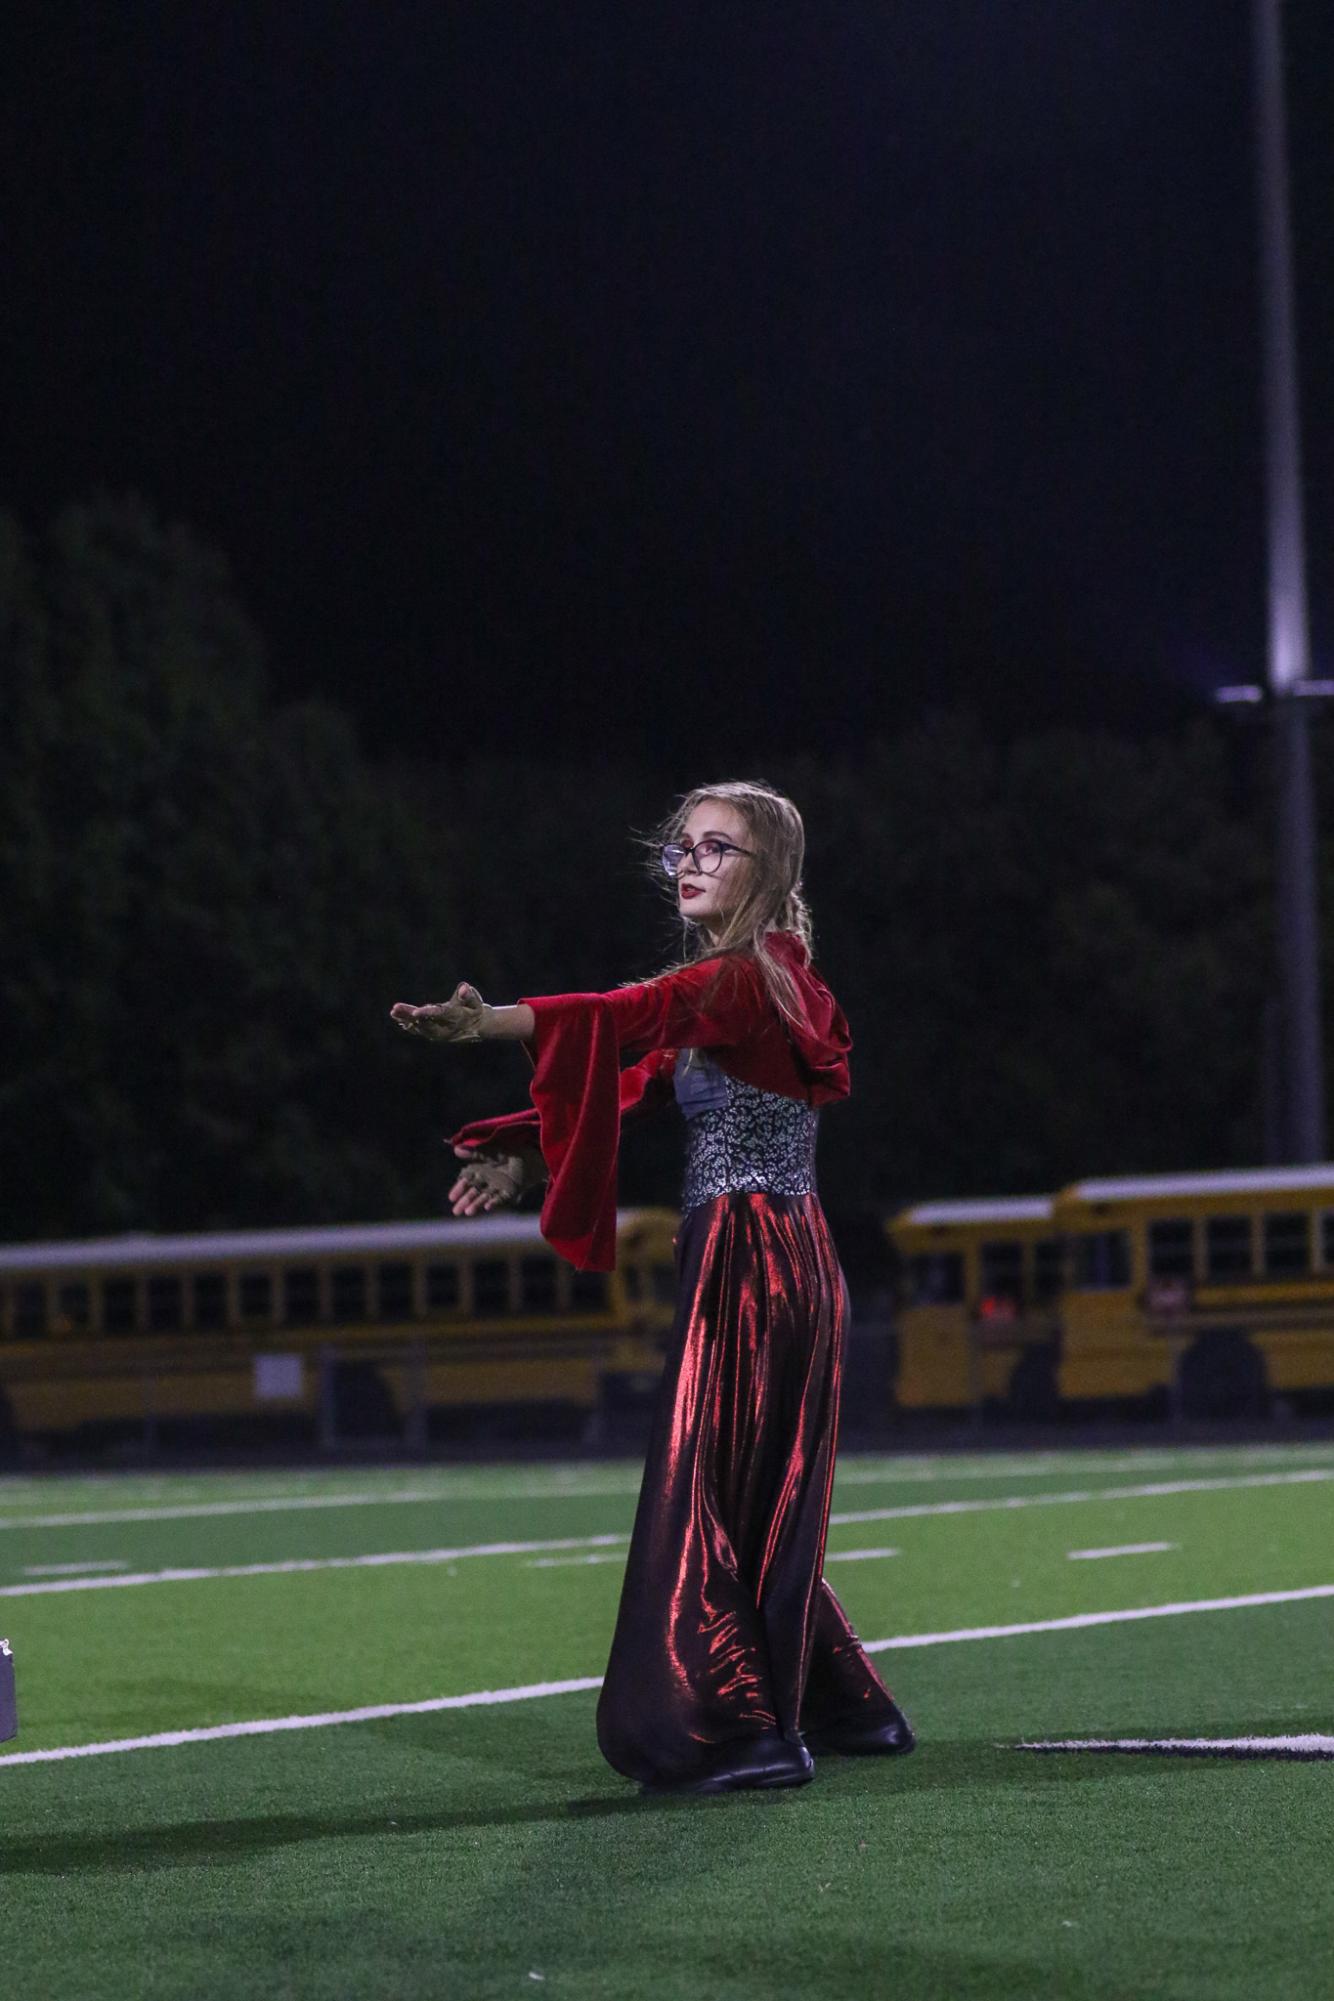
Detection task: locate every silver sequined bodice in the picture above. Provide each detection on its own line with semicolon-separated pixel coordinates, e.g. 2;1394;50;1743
675;1050;819;1214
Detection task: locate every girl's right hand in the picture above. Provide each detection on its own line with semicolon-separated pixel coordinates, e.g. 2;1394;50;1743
391;983;489;1044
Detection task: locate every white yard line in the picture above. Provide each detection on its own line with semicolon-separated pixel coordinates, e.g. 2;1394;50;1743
19;1560;130;1577
0;1489;488;1532
829;1447;1334;1489
0;1534;631;1598
3;1447;1333;1528
861;1582;1334;1653
1018;1734;1334;1757
0;1678;607;1768
1066;1543;1176;1561
825;1547;899;1563
524;1553;626;1570
829;1466;1334;1528
2;1466;1330;1600
3;1582;1332;1770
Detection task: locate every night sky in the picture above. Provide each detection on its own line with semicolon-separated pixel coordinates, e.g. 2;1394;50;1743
6;1;1334;770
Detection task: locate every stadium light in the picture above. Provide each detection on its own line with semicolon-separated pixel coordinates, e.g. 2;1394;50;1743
1215;1;1327;1163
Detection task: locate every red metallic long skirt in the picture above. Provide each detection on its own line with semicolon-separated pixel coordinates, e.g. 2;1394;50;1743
596;1190;901;1785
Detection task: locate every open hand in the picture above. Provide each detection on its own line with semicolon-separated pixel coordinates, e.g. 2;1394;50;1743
390;983;488;1044
448;1145;532;1216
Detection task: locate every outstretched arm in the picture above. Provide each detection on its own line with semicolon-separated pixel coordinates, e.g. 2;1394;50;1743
390;984;535;1044
391;954;765;1054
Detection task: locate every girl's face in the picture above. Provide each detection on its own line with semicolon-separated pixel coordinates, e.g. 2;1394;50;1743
670;799;753;933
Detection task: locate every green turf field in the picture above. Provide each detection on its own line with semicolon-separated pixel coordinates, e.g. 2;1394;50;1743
2;1441;1332;2000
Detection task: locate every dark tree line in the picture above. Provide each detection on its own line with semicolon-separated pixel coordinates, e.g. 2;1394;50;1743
2;496;1328;1245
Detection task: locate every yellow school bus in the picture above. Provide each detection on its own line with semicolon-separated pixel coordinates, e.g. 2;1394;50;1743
887;1197;1064;1417
0;1210;680;1448
1054;1166;1334;1416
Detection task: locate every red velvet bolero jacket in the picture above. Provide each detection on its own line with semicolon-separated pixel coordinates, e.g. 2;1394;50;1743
448;931;851;1273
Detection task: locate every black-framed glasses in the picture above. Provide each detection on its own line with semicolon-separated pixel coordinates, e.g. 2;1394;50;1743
659;839;754;877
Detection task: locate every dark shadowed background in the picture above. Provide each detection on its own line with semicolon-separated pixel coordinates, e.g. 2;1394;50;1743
2;1;1332;1250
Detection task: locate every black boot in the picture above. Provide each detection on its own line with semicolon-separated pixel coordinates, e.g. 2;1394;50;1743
640;1731;815;1797
804;1700;916;1757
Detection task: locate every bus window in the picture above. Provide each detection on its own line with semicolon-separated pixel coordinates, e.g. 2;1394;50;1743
907;1253;963;1305
14;1282;48;1337
57;1282;92;1332
284;1268;321;1326
103;1278;137;1334
377;1263;414;1321
519;1257;559;1312
1072;1232;1130;1290
193;1273;227;1330
426;1263;460;1310
1033;1239;1064;1302
652;1264;677;1305
331;1266;368;1323
980;1241;1024;1307
148;1276;184;1332
239;1272;273;1321
1263;1212;1310;1276
571;1270;608;1311
1205;1216;1252;1280
1148;1218;1195;1278
473;1261;510;1316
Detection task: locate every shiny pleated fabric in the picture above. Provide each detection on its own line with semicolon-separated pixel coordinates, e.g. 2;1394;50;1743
596;1190;902;1785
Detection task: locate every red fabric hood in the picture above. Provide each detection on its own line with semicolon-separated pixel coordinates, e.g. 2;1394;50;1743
760;932;852;1104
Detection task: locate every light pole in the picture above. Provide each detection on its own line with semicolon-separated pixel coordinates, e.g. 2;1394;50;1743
1216;0;1330;1161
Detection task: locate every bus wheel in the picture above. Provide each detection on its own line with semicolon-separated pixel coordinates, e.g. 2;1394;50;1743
331;1362;398;1440
1007;1345;1060;1422
1178;1331;1268;1421
0;1388;17;1465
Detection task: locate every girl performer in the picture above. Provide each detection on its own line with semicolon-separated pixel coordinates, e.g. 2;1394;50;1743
390;780;913;1795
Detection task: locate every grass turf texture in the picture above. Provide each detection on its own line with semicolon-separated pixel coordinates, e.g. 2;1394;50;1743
1;1444;1332;2000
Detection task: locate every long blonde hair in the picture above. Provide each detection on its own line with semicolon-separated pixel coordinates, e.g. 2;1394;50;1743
630;779;814;1028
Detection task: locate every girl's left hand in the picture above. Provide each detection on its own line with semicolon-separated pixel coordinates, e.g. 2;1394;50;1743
447;1147;532;1216
390;983;489;1044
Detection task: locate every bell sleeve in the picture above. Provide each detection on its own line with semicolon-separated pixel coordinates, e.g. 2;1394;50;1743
515;957;766;1271
447;1045;677;1161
